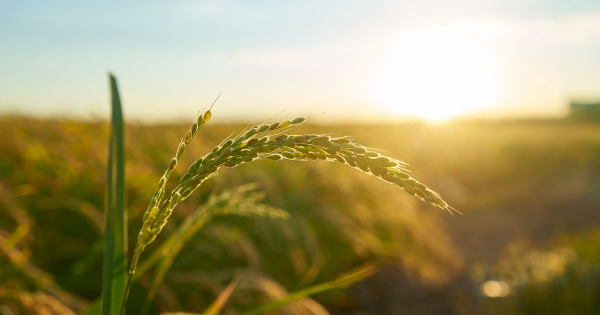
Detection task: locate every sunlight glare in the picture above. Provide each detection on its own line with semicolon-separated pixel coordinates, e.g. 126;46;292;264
374;25;500;122
481;280;510;298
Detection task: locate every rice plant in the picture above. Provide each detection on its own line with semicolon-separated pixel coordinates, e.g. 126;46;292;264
98;74;456;314
130;111;457;271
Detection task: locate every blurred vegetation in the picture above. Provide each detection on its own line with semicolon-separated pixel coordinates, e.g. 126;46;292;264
1;116;600;314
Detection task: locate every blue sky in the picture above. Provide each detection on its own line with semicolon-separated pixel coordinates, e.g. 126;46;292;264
1;0;600;122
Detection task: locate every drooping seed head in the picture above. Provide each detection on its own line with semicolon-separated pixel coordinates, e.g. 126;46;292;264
317;140;332;149
381;173;395;183
269;123;279;130
308;146;327;155
240;156;253;163
222;139;234;148
133;123;458;280
206;166;218;173
202;110;212;124
219;148;231;157
291;117;305;124
176;144;185;159
293;135;306;143
168;158;177;171
224;159;241;167
263;145;278;153
376;156;391;163
188;158;203;173
281;152;295;159
306;152;318;160
415;189;426;199
333;138;351;144
232;136;245;146
369;165;386;176
240;149;251;156
345;156;357;167
244;127;258;138
414;182;426;190
258;124;270;132
295;147;309;154
352;147;367;154
313;136;330;142
405;178;417;186
355;159;369;172
184;130;192;144
324;148;338;155
392;170;410;179
329;141;342;150
283;139;295;148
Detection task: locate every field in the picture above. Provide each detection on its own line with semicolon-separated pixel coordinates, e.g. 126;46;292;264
2;116;600;314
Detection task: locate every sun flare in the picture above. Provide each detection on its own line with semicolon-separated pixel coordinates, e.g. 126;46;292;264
374;25;500;122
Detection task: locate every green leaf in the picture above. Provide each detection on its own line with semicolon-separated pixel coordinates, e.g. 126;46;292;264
101;73;127;315
242;264;376;315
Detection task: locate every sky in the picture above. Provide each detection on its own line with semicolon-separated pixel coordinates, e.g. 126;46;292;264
1;0;600;122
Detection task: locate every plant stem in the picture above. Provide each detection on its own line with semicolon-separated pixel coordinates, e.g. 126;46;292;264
120;273;133;315
120;247;142;315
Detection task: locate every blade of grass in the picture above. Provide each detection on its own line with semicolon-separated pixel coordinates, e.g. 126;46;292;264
242;264;376;315
202;273;240;315
102;73;127;315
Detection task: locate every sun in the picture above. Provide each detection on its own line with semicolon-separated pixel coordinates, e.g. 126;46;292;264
374;25;500;122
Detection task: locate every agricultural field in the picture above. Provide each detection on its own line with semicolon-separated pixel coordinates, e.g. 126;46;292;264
1;116;600;314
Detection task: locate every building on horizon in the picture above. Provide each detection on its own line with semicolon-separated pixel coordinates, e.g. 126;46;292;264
569;99;600;120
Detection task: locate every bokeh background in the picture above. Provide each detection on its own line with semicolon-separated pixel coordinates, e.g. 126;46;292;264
2;1;600;314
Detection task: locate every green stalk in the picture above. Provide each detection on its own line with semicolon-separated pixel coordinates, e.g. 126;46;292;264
243;264;376;315
102;74;127;315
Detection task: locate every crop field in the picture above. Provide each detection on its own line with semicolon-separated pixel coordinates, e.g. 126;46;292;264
1;116;600;314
